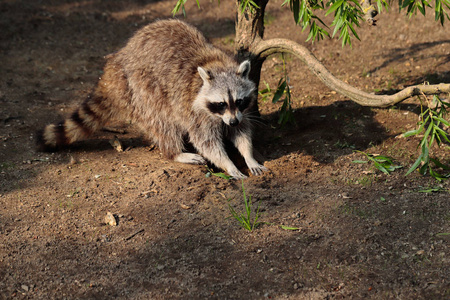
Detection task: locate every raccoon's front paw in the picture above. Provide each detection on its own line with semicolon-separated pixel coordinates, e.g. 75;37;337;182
228;169;247;179
174;153;207;165
248;163;268;176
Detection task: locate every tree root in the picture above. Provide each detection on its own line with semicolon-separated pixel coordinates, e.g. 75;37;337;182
254;38;450;108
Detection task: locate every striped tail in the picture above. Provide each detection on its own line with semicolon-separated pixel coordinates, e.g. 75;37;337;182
37;96;107;152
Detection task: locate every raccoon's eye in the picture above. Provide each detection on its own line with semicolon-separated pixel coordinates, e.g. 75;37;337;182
216;102;227;108
207;101;227;114
235;97;251;109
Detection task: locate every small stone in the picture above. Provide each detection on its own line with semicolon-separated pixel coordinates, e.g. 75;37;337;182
69;156;77;165
373;220;382;226
180;204;190;210
104;212;117;226
109;136;123;152
21;285;29;292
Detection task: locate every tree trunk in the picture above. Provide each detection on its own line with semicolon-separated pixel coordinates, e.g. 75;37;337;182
235;0;269;113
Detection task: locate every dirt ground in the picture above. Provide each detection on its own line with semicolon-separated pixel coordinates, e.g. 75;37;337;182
1;0;449;299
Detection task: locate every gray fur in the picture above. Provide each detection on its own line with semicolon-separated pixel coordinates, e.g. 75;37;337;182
38;19;267;178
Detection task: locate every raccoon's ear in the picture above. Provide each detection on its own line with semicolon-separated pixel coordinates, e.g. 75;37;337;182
198;67;213;84
237;60;251;78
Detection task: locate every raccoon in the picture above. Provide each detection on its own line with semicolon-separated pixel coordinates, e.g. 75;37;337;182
38;19;267;179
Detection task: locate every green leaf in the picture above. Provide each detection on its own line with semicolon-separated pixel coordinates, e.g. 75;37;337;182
326;0;345;16
280;225;300;230
429;167;447;181
373;161;389;174
348;23;361;41
417;186;447;193
430;157;450;170
403;128;420;137
215;172;233;180
433;116;450;126
293;0;300;23
205;166;232;180
272;80;287;103
419;161;429;175
373;155;393;162
405;153;424;176
435;127;450;143
352;160;369;164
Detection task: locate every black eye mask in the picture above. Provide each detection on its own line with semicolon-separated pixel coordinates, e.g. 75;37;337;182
207;101;227;115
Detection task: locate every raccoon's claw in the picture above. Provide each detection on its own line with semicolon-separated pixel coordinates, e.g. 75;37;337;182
228;169;247;179
247;160;268;176
248;164;268;176
174;153;207;165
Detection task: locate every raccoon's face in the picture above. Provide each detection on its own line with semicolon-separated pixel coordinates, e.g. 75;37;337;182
195;60;255;127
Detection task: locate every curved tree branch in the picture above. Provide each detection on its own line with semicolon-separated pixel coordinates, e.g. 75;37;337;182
254;38;450;107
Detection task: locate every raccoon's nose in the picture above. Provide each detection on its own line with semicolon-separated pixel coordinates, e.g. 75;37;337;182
229;118;239;127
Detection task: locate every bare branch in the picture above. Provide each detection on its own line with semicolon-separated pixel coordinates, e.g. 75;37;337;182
254;38;450;107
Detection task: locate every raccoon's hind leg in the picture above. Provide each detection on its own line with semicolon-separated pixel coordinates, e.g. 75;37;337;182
140;122;207;165
174;153;206;165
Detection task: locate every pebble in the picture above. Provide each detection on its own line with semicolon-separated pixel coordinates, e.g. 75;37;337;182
21;285;29;292
104;212;117;226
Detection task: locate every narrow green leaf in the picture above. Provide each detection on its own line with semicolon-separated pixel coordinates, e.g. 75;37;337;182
374;161;390;174
293;0;300;23
373;155;393;162
405;154;424;176
430;157;450;170
422;122;434;145
403;128;420;137
326;0;345;16
272;80;287;103
419;161;429;175
429;167;446;181
436;232;450;236
352;160;369;164
417;186;447;193
280;225;300;230
433;116;450;126
434;127;449;143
